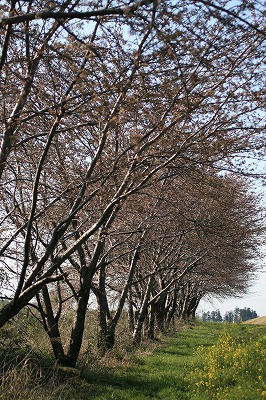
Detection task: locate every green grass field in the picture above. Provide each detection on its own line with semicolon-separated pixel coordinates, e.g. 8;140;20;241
1;321;265;399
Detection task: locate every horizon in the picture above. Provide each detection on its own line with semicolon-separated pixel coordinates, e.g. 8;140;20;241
199;267;266;317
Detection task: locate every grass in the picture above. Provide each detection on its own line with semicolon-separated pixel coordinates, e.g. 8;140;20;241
0;318;265;399
78;322;224;400
243;315;266;324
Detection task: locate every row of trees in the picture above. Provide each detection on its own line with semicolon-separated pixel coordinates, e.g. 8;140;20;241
0;0;265;367
202;307;258;323
202;309;223;323
225;307;258;323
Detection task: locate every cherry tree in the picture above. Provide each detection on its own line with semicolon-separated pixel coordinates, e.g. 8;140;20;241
0;0;265;365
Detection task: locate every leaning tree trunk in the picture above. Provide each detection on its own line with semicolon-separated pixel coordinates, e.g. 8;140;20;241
36;287;66;364
165;290;178;328
145;302;156;340
96;242;142;353
95;262;115;354
127;292;135;334
132;276;153;346
154;292;168;333
186;296;200;320
64;239;104;367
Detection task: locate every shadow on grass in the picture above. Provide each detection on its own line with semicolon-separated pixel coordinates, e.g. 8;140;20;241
55;323;225;400
81;342;191;400
82;365;189;400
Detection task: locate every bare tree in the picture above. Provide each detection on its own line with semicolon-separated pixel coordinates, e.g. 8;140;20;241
125;172;263;343
0;0;265;365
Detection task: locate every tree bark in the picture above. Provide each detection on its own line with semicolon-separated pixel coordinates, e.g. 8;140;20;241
64;238;104;367
37;287;66;364
132;276;153;346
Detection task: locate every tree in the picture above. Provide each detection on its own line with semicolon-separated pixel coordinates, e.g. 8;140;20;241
223;307;259;322
202;311;211;322
224;311;234;323
122;171;262;343
0;0;265;366
240;307;258;321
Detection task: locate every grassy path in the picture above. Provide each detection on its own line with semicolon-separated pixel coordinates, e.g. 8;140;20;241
65;322;265;400
79;323;222;400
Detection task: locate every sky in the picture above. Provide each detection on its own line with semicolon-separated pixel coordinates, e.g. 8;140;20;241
199;267;266;318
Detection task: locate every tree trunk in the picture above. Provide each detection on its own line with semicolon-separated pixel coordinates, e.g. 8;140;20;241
96;242;142;353
65;239;104;367
155;294;167;333
146;303;155;340
132;276;153;346
0;274;65;328
127;295;135;333
37;287;66;364
187;296;200;320
95;262;113;354
165;291;178;327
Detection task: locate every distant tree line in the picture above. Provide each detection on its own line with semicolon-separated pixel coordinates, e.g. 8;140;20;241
202;307;258;323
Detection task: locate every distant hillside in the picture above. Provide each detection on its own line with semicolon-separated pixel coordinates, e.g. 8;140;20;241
243;316;266;325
